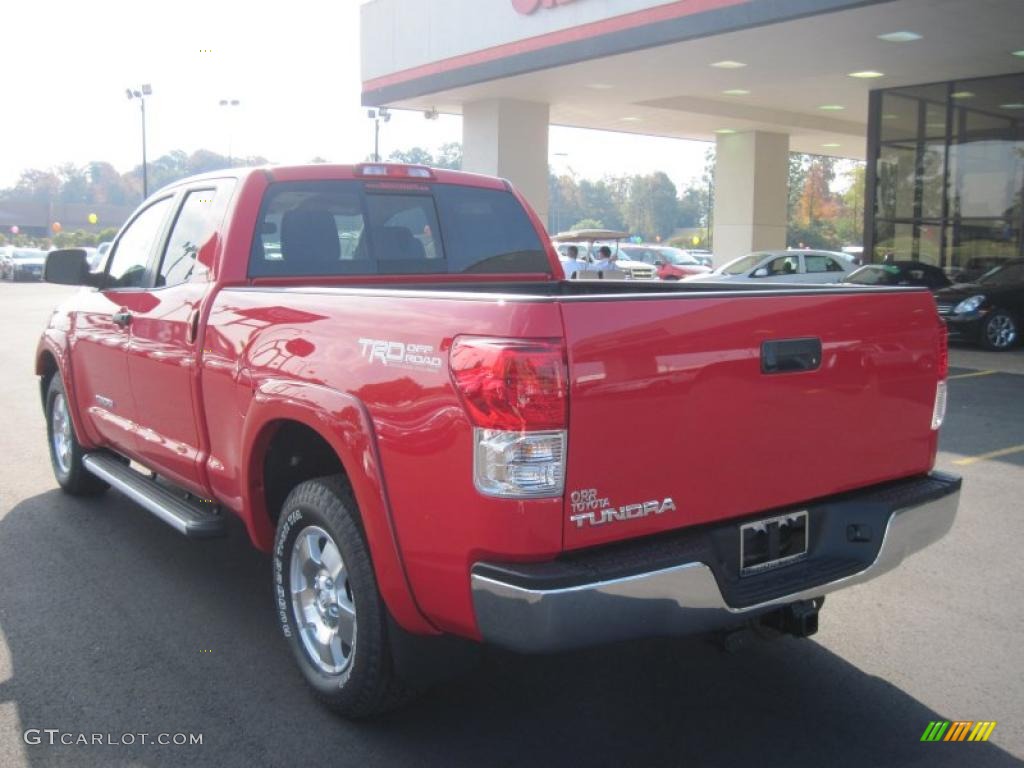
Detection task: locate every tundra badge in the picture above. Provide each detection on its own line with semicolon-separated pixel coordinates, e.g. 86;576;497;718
569;488;676;528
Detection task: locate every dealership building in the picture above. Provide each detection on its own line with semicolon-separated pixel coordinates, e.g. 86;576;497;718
361;0;1023;270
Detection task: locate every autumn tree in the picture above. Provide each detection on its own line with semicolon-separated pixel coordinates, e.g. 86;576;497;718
795;157;839;227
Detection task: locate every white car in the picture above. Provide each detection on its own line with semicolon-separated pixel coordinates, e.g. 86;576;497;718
686;250;853;284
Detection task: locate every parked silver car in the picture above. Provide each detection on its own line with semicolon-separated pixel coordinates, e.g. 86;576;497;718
687;249;853;284
1;248;47;281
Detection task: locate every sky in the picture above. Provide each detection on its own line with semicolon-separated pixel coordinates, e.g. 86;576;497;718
0;0;713;193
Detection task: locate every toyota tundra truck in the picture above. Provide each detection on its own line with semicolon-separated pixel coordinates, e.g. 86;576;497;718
36;163;960;717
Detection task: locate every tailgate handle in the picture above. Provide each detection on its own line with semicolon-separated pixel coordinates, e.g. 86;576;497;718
761;338;821;374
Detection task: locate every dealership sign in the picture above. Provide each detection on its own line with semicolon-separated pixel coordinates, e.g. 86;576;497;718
512;0;579;14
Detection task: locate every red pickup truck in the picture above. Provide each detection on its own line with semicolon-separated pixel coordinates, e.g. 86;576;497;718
37;164;960;717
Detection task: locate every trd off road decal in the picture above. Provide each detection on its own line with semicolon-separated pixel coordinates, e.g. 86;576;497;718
569;487;676;528
358;338;443;371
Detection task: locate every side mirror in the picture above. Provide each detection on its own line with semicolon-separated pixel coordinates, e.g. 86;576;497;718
655;260;665;266
753;267;769;278
45;248;99;287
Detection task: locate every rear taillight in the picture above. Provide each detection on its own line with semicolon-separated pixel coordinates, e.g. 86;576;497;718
449;337;567;431
450;337;568;498
932;318;949;430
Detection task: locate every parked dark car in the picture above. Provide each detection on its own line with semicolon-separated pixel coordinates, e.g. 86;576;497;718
935;259;1024;350
843;261;952;291
952;256;1005;284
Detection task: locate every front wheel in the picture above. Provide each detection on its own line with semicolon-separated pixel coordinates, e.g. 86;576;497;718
982;310;1018;350
273;476;414;717
45;375;109;496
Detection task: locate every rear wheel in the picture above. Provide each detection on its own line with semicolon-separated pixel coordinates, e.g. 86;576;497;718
273;476;415;717
45;375;109;496
982;310;1018;350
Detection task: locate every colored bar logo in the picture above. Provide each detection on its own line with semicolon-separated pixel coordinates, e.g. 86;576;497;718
921;721;997;742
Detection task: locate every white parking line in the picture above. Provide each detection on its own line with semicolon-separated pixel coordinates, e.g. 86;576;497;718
948;370;997;381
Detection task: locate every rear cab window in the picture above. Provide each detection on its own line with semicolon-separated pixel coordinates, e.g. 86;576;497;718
249;180;551;278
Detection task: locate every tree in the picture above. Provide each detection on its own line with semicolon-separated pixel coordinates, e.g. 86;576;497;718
788;153;809;223
577;179;623;231
787;155;841;249
548;173;583;234
571;218;604;231
435;143;462;170
795;158;838;228
57;163;90;203
186;149;233;176
676;186;704;228
836;164;866;245
624;172;679;240
88;162;132;205
701;146;715;229
388;147;435;165
12;169;61;202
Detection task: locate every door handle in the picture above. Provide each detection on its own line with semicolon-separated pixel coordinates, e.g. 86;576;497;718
761;338;822;374
112;310;132;327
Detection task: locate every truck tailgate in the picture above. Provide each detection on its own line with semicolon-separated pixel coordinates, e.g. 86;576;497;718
560;288;942;550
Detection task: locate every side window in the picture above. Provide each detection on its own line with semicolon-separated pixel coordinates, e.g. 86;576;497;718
158;182;235;288
805;255;831;273
764;255;798;275
106;197;173;289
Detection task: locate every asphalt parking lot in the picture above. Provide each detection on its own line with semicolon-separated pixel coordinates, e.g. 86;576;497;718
1;281;1022;768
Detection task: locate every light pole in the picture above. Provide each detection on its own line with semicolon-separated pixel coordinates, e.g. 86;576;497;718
126;85;152;199
219;99;241;165
367;107;391;162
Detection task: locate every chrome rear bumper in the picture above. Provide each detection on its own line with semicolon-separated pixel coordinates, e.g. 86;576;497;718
471;472;960;652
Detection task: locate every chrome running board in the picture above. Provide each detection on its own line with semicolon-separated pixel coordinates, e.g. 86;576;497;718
83;453;226;538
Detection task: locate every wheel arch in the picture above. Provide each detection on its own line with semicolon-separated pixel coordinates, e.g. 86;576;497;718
240;380;437;635
35;334;95;449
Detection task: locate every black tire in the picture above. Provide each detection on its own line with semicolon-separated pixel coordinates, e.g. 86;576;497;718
981;309;1018;351
273;475;415;717
45;375;109;496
